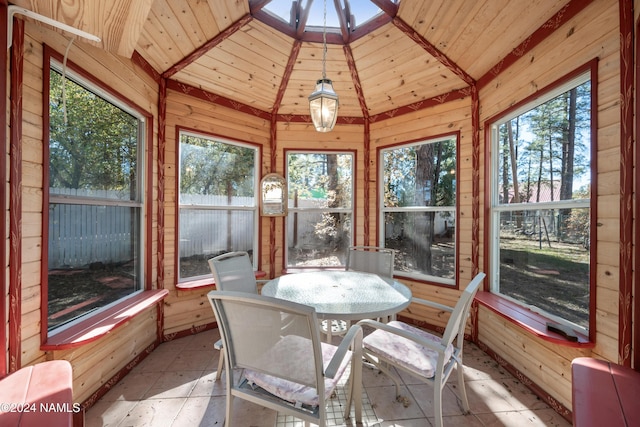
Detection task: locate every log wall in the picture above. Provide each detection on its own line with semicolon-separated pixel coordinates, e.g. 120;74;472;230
477;0;619;409
371;96;477;327
17;21;160;404
161;88;271;335
6;0;628;417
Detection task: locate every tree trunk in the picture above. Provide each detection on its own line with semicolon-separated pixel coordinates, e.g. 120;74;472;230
560;88;577;201
508;120;520;203
414;144;434;273
502;131;510;203
325;154;345;251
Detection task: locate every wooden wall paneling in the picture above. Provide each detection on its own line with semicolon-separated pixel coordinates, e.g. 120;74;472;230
9;14;24;372
166;90;270;142
15;23;161;409
635;0;640;370
0;0;8;378
157;77;167;292
54;310;158;403
473;0;618;409
15;27;42;370
162;87;269;333
478;307;590;411
481;5;617;120
371;98;471;143
163;290;215;333
618;0;633;366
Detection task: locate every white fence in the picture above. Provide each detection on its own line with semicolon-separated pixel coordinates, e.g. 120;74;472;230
179;195;255;258
48;192;258;268
48;203;138;269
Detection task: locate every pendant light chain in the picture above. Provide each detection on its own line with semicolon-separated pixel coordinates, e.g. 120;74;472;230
322;0;327;79
308;0;338;132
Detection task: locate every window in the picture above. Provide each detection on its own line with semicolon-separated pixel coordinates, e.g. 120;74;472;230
380;136;457;284
286;152;353;267
47;62;145;333
178;131;259;281
489;71;592;333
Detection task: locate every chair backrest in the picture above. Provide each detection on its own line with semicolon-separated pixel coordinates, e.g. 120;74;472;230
208;290;324;392
440;272;486;347
208;251;257;293
346;246;395;278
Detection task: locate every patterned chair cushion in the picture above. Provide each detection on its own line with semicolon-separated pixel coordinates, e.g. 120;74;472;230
363;321;453;379
244;335;351;407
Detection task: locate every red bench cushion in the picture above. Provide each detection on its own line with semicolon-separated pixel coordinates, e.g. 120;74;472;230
0;360;74;427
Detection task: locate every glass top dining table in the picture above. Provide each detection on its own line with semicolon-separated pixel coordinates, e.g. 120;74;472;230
261;270;412;321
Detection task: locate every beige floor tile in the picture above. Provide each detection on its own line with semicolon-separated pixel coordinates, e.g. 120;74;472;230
170;349;215;371
476;408;572;426
226;398;278;426
116;398;186;427
85;399;138;427
84;332;573;427
365;385;426;421
99;371;160;402
463;378;527;414
171;396;226;427
141;370;201;399
190;371;227;397
405;382;467;418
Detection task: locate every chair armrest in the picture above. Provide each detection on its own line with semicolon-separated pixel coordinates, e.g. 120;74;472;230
214;338;223;351
325;324;363;378
411;297;454;313
357;319;448;354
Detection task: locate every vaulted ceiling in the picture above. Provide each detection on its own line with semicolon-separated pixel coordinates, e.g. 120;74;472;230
10;0;573;121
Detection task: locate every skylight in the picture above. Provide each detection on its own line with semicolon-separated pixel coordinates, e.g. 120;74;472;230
262;0;394;32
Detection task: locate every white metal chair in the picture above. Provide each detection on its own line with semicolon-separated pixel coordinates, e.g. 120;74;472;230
321;246;396;340
346;245;395;278
208;251;257;380
208;290;364;427
357;272;485;427
208;251;257;294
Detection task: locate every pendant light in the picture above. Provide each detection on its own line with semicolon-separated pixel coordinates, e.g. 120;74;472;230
308;0;339;132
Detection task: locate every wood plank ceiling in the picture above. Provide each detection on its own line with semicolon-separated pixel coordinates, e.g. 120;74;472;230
10;0;572;120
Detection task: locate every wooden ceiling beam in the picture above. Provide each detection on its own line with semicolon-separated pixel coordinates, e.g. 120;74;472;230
334;0;350;43
296;0;313;39
162;13;253;79
392;16;475;87
249;0;272;14
272;39;303;115
369;0;398;18
343;44;369;119
112;0;155;57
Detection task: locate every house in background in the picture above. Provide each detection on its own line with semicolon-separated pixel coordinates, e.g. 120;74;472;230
1;0;638;424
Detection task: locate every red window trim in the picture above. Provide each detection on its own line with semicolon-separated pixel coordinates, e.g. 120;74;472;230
42;290;168;351
475;291;593;348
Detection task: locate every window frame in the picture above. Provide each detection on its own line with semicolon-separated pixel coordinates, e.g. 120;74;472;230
43;51;150;337
284;150;355;269
487;62;597;338
378;134;459;285
176;128;260;282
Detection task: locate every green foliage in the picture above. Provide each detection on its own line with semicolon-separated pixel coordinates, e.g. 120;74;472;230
383;139;456;208
287;153;352;205
49;70;139;195
180;135;255;197
498;80;591;201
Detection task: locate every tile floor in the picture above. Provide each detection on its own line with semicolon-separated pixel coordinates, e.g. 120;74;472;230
86;329;572;426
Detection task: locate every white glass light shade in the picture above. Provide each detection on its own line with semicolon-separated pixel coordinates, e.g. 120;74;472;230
308;78;339;132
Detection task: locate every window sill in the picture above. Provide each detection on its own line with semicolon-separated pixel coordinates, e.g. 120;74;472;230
42;289;169;351
475;291;593;348
176;271;267;291
281;267;345;274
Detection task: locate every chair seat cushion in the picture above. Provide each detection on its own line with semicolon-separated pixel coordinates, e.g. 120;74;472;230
363;321;453;379
244;335;351;407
